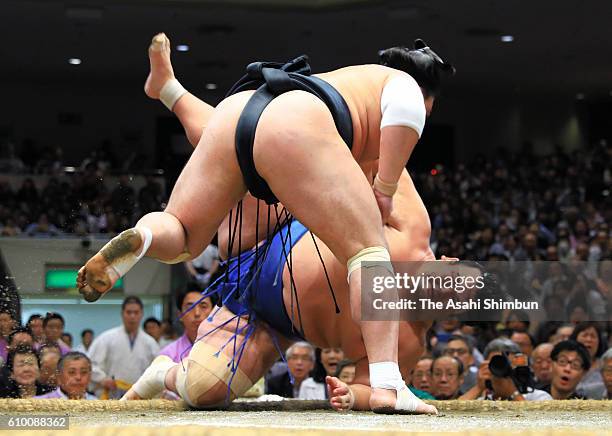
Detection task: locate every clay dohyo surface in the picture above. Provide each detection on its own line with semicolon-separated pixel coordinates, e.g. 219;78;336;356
0;399;610;435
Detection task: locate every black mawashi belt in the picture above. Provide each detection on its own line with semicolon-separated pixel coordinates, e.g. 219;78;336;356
225;55;353;205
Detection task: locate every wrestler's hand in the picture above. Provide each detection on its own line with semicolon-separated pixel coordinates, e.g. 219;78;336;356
326;376;354;412
373;188;393;223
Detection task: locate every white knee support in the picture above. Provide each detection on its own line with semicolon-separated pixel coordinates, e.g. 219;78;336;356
346;246;394;279
174;342;254;408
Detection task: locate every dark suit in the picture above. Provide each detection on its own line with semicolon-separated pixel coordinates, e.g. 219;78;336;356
266;372;295;398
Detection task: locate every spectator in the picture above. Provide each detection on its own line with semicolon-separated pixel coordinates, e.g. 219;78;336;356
25;213;61;237
443;335;477;392
543;340;590;399
88;296;159;399
0;345;51;398
600;348;612;400
61;333;73;348
552;324;575;344
185;244;219;288
74;329;94;354
41;312;71;355
8;328;34;351
159;319;178;347
0;328;35;384
1;217;21;236
159;287;214;363
460;338;551;401
410;356;434;394
144;317;162;343
570;322;606;398
505;310;530;333
299;348;343;400
26;314;44;346
268;342;315;398
38;344;62;388
0;308;16;365
431;355;464;400
510;331;535;356
531;343;554;389
35;352;96;399
334;359;356;384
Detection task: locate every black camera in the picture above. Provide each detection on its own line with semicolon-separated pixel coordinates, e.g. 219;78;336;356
487;352;534;394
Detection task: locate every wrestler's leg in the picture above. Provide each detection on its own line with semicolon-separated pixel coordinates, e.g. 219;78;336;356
124;308;286;406
254;91;407;411
144;33;214;146
78;96;250;296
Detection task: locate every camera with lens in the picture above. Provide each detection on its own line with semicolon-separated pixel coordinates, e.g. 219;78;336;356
487;352;534;394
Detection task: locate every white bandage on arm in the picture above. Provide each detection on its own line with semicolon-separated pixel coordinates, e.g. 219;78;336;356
380;75;426;137
160;79;188;111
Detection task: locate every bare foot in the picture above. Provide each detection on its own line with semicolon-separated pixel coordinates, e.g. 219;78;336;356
370;387;438;415
120;388;142;401
326;376;354;412
144;33;176;100
77;228;144;302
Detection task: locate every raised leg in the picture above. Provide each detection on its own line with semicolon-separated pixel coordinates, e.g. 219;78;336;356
145;33;214;146
78;94;251;296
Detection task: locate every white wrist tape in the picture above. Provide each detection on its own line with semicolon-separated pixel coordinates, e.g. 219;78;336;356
109;226;153;277
373;174;398;197
160;79;187;111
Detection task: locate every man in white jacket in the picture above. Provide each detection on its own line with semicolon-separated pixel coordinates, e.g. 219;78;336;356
88;296;159;399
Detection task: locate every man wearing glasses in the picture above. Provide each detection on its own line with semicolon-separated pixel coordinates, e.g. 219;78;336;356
542;340;590;400
430;355;464;400
267;342;315;398
442;335;478;392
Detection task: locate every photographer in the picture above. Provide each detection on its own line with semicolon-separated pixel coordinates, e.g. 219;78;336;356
460;338;551;401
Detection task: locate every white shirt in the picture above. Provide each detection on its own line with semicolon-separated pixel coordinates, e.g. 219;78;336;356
298;377;326;400
192;245;219;271
88;326;159;398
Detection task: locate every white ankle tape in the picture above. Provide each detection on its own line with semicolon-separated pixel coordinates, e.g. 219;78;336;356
370;361;422;412
395;385;423;412
369;361;404;391
160;79;187;111
109;226;153;278
346;246;393;279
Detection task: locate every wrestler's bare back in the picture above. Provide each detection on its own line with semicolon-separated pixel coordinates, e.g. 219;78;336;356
218;64;408;258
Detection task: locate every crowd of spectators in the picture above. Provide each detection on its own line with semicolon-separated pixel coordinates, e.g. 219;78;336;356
420;143;610;264
0;171;165;237
0;299;610;402
0;140;609;404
